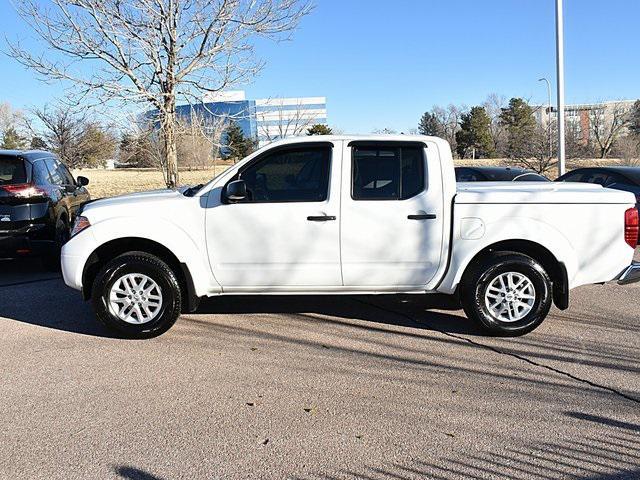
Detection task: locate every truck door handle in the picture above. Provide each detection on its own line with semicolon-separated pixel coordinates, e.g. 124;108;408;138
408;214;437;220
307;215;336;222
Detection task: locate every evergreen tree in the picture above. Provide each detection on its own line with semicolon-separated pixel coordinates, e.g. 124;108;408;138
77;123;116;168
1;127;27;150
455;106;494;158
418;111;444;137
226;122;255;161
119;131;155;167
500;98;537;160
306;124;333;136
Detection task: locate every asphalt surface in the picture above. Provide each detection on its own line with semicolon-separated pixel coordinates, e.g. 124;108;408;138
0;253;639;480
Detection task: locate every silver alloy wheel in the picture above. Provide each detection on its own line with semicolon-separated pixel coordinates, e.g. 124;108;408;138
484;272;536;323
108;273;163;325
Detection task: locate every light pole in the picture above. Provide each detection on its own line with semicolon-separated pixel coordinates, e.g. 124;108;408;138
538;77;552;161
555;0;566;175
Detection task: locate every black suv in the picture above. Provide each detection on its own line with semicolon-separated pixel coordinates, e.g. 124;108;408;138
0;150;90;268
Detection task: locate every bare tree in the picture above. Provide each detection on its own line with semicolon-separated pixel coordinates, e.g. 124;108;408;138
176;110;228;170
614;135;640;166
9;0;311;187
432;105;463;157
372;127;397;134
565;117;591;159
513;122;558;174
28;105;87;166
482;93;507;156
257;98;318;144
589;102;631;159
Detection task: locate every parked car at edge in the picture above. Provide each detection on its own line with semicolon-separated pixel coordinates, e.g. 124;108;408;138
61;136;640;339
556;166;640;213
0;150;90;268
455;166;550;182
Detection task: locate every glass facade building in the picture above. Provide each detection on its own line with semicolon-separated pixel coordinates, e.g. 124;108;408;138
174;91;328;147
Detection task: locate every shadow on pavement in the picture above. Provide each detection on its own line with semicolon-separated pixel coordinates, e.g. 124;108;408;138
114;466;165;480
0;258;112;337
289;415;640;480
195;292;481;335
0;257;476;338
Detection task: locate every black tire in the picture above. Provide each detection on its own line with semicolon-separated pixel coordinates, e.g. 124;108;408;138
459;251;552;336
91;252;182;339
41;217;69;271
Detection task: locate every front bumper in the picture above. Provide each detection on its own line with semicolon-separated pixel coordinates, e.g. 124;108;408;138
618;261;640;285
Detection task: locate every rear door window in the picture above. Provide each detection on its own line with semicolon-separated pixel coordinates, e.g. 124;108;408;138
32;160;51;186
0;156;27;185
44;158;64;186
352;145;426;200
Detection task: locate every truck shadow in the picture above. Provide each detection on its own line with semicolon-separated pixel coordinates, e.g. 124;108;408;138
0;258;476;338
194;293;481;335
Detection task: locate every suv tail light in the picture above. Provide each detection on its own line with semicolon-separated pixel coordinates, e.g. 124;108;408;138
1;183;47;198
625;208;639;248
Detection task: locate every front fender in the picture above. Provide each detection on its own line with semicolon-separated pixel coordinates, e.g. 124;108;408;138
63;216;219;297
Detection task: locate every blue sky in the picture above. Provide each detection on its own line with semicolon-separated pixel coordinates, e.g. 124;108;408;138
0;0;638;133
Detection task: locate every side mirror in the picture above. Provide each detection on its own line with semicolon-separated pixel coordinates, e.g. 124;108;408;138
226;179;247;202
76;176;89;187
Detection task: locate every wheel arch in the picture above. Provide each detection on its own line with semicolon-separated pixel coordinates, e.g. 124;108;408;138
81;237;199;312
457;239;569;310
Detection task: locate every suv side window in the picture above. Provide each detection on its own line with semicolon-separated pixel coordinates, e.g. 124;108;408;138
234;146;331;203
352;145;426;200
44;158;64;185
32;160;51;186
559;171;586;182
582;170;610;186
456;168;480;182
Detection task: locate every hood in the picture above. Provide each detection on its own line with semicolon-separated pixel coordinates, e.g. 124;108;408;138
82;189;188;219
456;182;636;205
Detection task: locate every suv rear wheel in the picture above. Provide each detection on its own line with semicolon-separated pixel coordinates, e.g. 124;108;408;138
92;252;182;338
460;251;552;336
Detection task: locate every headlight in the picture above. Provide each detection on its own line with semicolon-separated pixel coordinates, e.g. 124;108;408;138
71;216;91;237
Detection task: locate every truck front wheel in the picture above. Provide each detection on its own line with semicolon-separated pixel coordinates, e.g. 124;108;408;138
91;252;182;338
460;252;552;336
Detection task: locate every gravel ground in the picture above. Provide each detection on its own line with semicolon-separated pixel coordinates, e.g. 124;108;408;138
0;253;638;480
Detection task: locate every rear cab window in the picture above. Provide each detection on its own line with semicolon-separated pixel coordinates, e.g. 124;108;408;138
0;156;27;185
351;144;426;200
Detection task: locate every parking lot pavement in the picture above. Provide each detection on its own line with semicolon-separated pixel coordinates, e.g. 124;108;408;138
0;256;638;480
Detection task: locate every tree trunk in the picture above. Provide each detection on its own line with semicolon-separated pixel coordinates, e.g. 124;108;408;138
162;97;179;189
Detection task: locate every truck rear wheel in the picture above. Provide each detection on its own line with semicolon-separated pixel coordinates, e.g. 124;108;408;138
92;252;182;338
460;251;552;336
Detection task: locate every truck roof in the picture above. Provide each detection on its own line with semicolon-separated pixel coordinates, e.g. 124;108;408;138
259;134;447;148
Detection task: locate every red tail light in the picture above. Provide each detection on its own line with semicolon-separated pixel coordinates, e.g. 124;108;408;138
625;208;639;248
0;183;47;198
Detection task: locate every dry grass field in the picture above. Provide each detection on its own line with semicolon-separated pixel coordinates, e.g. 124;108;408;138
75;158;635;199
73;166;230;198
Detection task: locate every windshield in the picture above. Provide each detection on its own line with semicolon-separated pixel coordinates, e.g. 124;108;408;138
0;156;27;185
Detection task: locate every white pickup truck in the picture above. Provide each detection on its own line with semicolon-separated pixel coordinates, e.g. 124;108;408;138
61;136;640;338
